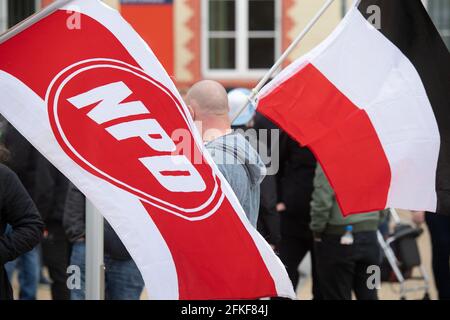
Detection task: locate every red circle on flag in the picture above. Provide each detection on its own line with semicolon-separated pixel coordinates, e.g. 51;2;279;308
47;59;223;220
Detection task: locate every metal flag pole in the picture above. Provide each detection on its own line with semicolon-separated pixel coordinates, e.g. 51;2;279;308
85;200;105;300
84;0;123;302
231;0;336;123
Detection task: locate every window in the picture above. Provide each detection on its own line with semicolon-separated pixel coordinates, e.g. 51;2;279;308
7;0;36;28
0;0;7;32
202;0;280;79
340;0;348;18
0;1;40;32
427;0;450;49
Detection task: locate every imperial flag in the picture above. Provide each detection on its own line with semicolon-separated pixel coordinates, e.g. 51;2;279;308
258;0;450;216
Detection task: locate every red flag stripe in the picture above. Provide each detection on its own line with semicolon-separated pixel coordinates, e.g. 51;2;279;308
258;63;391;215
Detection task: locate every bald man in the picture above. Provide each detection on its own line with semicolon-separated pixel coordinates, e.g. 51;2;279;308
186;80;266;227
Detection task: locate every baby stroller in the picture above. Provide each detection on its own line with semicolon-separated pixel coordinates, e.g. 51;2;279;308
377;209;431;300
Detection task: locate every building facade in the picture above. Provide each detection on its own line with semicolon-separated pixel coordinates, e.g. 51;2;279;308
0;0;449;90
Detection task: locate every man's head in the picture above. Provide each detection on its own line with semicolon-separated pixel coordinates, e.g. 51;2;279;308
186;80;231;141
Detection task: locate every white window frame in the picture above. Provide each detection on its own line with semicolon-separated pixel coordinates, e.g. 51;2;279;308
201;0;281;80
0;0;7;32
424;0;450;46
0;0;41;32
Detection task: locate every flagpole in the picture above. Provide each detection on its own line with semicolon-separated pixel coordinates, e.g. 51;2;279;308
85;200;105;300
231;0;336;123
0;0;72;45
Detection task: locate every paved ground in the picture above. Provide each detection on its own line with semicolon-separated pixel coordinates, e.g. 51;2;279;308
13;211;436;300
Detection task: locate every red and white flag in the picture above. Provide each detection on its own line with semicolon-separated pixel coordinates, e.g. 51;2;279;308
258;0;450;216
0;0;294;299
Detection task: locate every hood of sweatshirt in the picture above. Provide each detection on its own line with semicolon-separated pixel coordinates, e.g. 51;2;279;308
205;131;266;186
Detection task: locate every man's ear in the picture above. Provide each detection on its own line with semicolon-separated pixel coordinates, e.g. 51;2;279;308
187;105;195;120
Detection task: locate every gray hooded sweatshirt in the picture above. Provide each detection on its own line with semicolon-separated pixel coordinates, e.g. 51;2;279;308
206;132;266;227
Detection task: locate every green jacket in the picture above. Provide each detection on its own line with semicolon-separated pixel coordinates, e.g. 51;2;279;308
309;165;387;235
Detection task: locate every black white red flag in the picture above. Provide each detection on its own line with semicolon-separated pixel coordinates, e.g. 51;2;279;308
258;0;450;215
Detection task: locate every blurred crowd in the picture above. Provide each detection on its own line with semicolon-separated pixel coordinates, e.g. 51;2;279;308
0;81;449;300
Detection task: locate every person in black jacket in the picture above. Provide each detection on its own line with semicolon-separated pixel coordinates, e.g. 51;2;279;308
2;125;39;193
412;211;450;300
33;156;70;300
0;144;44;300
63;183;144;300
2;125;43;299
276;131;321;298
254;112;281;250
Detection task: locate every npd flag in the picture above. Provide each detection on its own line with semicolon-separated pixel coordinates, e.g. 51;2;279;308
0;0;294;299
258;0;450;216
